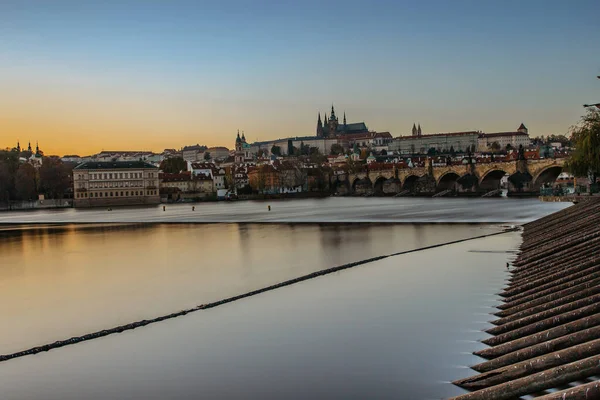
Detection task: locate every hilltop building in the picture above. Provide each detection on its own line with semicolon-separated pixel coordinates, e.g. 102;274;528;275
476;123;531;151
316;105;369;137
389;123;531;155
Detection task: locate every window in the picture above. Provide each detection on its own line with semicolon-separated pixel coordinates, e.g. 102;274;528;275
120;191;123;196
103;173;107;179
100;192;103;197
126;191;129;196
110;192;113;197
119;173;123;179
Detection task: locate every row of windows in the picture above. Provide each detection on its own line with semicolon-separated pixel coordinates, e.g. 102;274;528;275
87;172;155;180
89;181;144;189
75;190;158;199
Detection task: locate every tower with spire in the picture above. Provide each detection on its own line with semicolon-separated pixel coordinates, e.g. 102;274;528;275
16;141;21;153
412;123;418;136
315;104;368;137
234;130;250;164
327;104;339;136
417;124;422;137
28;141;32;153
316;112;324;137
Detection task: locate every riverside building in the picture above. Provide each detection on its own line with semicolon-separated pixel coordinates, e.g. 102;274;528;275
72;161;160;207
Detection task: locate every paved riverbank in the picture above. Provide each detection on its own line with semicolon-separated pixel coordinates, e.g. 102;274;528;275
452;199;600;399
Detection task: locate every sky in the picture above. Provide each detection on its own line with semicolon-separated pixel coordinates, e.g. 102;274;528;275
1;0;599;156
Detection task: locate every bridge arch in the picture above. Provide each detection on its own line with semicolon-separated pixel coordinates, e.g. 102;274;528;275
353;177;373;194
532;165;563;190
436;171;460;191
479;169;509;191
373;176;387;195
402;175;421;191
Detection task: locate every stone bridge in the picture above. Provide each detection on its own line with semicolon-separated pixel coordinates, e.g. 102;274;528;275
334;158;565;196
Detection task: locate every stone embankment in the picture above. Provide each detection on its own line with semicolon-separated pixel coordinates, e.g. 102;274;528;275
452;199;600;400
0;229;513;363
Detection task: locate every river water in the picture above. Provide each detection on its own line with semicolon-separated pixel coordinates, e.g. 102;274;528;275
0;198;570;399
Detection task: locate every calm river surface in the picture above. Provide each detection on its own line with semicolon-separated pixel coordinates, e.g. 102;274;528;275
0;198;570;399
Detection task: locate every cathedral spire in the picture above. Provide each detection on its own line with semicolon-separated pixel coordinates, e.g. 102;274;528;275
28;141;32;152
36;141;39;155
343;112;346;125
330;104;336;120
317;112;322;126
417;124;422;136
412;123;417;136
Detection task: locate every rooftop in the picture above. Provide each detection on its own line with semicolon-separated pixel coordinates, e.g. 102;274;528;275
74;161;158;170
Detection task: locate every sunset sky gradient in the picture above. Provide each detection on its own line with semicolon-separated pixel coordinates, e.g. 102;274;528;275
1;0;599;156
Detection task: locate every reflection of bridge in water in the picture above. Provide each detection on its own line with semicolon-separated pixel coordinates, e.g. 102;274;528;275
333;158;565;196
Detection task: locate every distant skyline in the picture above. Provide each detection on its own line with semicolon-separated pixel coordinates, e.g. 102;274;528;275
1;0;599;156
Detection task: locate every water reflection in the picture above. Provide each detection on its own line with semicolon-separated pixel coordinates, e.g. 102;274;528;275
0;223;500;355
0;230;521;400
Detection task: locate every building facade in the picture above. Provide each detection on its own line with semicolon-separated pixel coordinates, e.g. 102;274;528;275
477;124;531;151
390;130;480;155
73;161;160;207
182;145;208;162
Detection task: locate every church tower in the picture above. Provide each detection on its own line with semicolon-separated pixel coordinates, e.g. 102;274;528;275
16;141;20;153
316;112;324;137
28;141;32;152
328;104;339;137
412;123;417;136
235;130;243;164
418;124;422;137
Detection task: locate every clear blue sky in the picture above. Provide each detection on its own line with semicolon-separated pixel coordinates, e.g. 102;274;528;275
1;0;599;154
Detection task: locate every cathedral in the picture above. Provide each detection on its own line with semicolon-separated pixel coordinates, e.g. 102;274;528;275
316;105;369;137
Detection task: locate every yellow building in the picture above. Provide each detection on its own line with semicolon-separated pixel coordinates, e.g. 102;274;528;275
73;161;160;207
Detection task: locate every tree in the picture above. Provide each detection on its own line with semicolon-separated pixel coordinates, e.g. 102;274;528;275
256;166;267;192
300;142;310;156
15;163;37;200
0;149;20;201
490;141;501;152
271;145;281;156
449;145;456;157
566;109;600;184
330;144;344;155
427;147;437;156
160;157;187;173
39;157;71;199
410;144;416;155
203;152;211;161
506;144;513;152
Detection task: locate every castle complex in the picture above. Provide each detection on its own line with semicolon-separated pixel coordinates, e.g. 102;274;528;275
316;105;369;137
